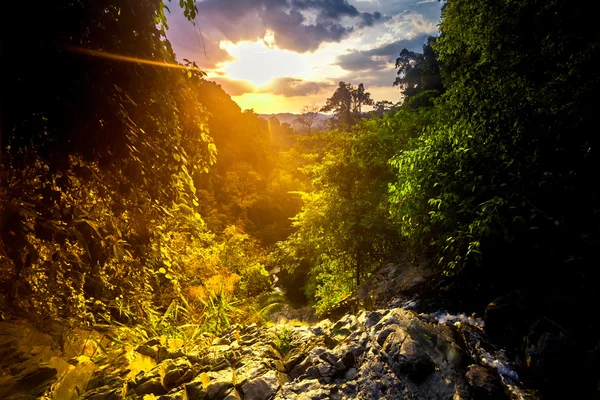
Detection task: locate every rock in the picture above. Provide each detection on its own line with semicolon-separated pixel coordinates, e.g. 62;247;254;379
132;377;167;396
157;346;186;363
343;367;357;381
284;353;306;372
388;337;435;383
159;358;192;389
376;325;399;347
222;388;242;400
136;344;158;359
184;380;207;400
364;311;384;329
205;380;234;399
241;370;281;400
466;365;504;399
158;391;186;400
52;356;98;400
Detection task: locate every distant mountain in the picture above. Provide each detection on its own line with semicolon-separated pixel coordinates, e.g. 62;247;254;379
259;113;332;132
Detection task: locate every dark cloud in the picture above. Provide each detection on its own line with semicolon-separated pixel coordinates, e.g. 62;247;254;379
211;77;256;96
335;35;429;72
260;77;333;96
336;51;387;71
354;71;399;88
364;35;430;61
193;0;386;52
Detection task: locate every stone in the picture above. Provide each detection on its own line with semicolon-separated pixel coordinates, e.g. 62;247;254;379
364;311;384;329
159;358;192;389
465;365;504;399
157;346;186;363
52;356;98;400
388;337;435;383
184;380;207;400
205;380;234;399
222;388;242;400
343;367;357;381
241;370;280;400
132;377;167;396
136;344;158;359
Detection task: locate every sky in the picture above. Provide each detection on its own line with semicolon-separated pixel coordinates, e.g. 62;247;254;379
166;0;443;114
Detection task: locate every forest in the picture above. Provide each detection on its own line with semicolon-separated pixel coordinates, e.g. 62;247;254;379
1;0;599;399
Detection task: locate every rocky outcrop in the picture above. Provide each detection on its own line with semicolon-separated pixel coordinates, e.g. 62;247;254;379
1;268;541;400
0;320;104;400
66;305;536;400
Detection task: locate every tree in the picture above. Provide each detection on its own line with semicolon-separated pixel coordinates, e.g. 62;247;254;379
296;105;321;134
321;82;374;128
394;36;443;106
372;100;396;117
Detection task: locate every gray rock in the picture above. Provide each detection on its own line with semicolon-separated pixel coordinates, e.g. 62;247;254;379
388;337;435;382
364;311;384;329
343;367;357;381
241;370;281;400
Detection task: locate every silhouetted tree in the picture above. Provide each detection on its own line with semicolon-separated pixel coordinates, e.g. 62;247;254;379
321;82;374;128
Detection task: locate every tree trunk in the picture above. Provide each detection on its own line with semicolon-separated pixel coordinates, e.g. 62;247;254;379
356;254;361;288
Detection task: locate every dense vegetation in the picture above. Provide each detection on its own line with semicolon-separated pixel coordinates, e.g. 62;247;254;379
277;0;600;314
2;0;599;372
0;0;301;335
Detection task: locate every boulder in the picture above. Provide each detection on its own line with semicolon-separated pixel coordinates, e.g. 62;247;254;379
241;370;281;400
465;364;504;400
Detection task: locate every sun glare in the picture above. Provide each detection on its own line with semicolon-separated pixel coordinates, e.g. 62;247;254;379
219;38;310;86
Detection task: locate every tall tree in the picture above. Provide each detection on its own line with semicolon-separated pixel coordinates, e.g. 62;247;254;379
394;36;443;107
321;82;374;128
296;105;321;134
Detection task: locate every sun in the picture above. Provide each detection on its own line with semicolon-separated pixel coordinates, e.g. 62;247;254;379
219;35;310;87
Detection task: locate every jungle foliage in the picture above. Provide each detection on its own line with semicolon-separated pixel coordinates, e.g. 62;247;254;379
2;0;599;330
272;0;600;315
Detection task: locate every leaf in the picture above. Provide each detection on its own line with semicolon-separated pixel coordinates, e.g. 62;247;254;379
159;267;166;274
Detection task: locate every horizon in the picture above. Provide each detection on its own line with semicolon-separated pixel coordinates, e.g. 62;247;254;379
166;0;442;114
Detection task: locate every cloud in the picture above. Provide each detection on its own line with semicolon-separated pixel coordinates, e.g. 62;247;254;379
193;0;387;52
365;35;430;61
335;51;387;71
211;77;256;96
259;77;333;96
335;34;428;72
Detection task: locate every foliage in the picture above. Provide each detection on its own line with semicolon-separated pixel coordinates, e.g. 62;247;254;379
321;82;375;128
271;109;432;314
389;0;600;286
272;325;295;358
394;36;443;103
296;105;322;134
0;0;290;333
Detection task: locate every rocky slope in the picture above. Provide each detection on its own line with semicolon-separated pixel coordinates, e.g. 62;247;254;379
4;262;578;400
0;302;539;400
